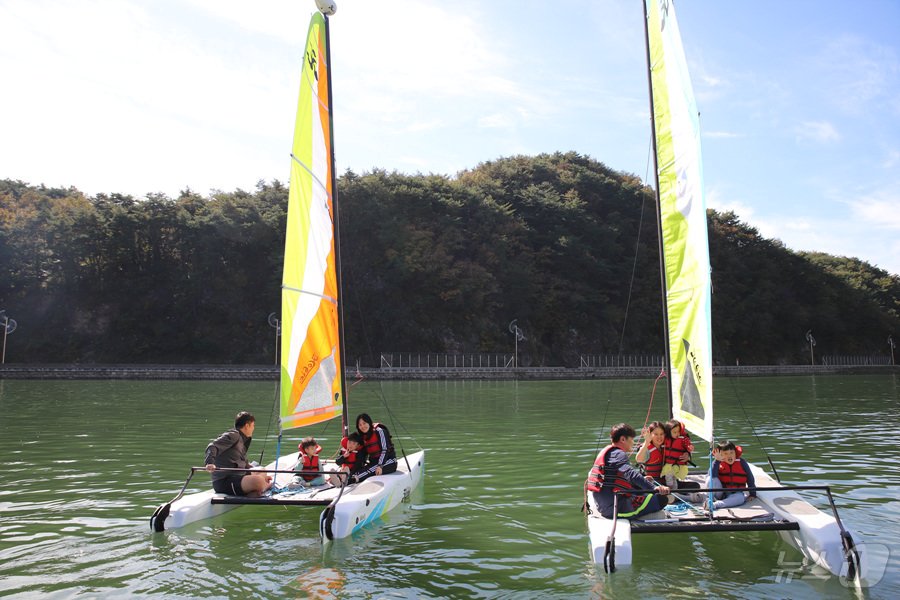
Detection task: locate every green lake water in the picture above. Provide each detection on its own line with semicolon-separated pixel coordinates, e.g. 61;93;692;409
1;375;898;599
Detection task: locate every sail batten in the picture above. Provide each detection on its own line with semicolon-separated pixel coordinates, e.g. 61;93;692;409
279;12;344;432
645;0;713;442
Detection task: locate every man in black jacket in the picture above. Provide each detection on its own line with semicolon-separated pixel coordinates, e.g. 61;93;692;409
204;411;272;496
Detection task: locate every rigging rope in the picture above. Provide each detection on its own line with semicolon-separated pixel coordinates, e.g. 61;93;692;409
596;179;651;441
711;329;779;479
338;197;423;457
258;377;283;465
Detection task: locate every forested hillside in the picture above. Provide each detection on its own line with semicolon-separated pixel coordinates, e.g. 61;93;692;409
2;153;897;365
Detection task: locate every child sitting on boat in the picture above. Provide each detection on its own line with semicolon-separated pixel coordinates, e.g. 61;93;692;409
330;432;364;486
293;437;326;487
661;419;694;488
707;440;756;510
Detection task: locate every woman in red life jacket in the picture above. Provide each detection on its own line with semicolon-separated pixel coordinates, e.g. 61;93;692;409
708;440;756;509
635;421;666;479
352;413;397;483
293;436;326;487
660;419;694;487
586;423;670;519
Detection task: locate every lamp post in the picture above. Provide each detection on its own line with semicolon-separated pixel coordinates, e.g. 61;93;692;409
267;312;280;366
805;330;816;366
889;335;896;366
508;319;525;368
1;310;17;365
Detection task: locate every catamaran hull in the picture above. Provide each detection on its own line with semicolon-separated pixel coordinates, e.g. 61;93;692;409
320;450;425;540
748;464;865;580
587;461;863;579
151;450;425;538
586;492;632;569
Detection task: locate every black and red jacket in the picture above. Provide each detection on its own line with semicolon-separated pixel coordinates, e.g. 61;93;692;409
354;423;397;481
335;437;362;473
362;423;395;466
586;444;648;512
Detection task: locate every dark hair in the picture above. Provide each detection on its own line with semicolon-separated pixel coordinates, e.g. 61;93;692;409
716;440;737;452
235;411;255;429
300;436;318;450
346;432;363;445
610;423;636;443
647;421;666;436
355;413;374;433
664;419;683;437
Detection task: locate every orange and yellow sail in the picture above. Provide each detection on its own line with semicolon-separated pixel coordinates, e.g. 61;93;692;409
646;0;713;441
280;11;343;431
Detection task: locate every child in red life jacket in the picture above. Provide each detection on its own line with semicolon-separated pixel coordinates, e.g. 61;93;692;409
636;421;666;480
661;419;694;488
330;433;364;486
708;440;756;510
293;437;326;487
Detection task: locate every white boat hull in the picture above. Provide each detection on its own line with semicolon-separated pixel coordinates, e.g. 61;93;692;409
587;461;863;580
586;491;632;569
151;450;425;538
320;450;425;539
748;463;865;580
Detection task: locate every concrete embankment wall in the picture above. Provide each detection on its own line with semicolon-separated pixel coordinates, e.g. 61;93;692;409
0;364;896;381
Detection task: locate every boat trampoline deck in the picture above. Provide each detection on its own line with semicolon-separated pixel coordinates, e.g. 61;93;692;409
629;497;800;534
210;495;333;506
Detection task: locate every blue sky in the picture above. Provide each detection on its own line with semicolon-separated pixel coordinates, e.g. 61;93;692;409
1;0;898;276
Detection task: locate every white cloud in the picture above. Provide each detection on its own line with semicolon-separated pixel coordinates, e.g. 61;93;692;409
881;148;900;169
478;113;516;130
0;0;297;195
705;185;754;218
817;34;900;115
795;121;841;143
704;131;741;139
849;191;900;230
184;0;304;43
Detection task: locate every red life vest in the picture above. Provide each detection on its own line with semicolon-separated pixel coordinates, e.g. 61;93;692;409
586;445;645;508
298;444;322;481
664;433;693;465
642;444;665;478
362;423;392;458
717;459;750;488
337;437;359;471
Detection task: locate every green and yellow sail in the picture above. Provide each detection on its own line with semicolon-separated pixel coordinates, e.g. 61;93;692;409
280;12;343;431
646;0;713;441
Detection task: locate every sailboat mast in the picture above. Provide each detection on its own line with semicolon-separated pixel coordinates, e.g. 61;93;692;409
642;0;675;419
322;14;350;438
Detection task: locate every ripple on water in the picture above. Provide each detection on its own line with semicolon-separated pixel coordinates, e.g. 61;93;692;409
2;377;898;599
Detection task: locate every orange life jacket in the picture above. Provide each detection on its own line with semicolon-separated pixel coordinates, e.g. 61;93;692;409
586;445;645;509
717;459;750;488
642;444;665;478
298;444;322;481
664;432;693;465
336;437;360;471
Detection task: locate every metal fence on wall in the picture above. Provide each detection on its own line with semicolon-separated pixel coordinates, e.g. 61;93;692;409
376;353;667;369
374;353;894;369
379;353;515;369
578;354;664;368
821;355;893;366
